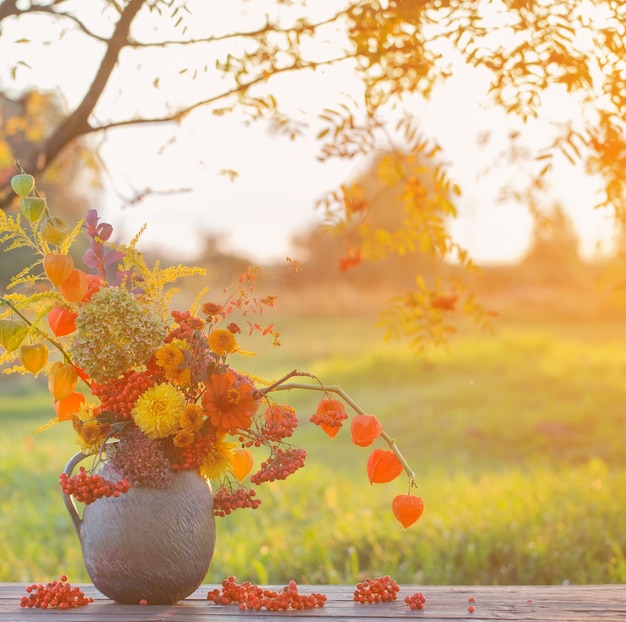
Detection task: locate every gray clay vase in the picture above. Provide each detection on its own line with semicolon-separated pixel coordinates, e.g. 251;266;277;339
63;452;216;604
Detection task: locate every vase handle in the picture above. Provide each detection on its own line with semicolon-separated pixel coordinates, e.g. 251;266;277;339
62;452;88;536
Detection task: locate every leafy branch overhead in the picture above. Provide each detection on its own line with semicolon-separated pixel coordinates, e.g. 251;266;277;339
1;0;624;347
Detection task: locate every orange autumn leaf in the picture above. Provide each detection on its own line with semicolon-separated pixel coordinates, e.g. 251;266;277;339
351;414;383;447
54;391;85;422
48;361;78;402
47;307;77;337
58;268;89;303
431;295;458;311
392;494;424;529
230;449;254;482
367;449;403;484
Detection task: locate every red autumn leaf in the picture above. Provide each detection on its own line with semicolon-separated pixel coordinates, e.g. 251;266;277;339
351;414;383;447
366;449;403;484
392;494;424;529
47;307;77;337
431;295;458;311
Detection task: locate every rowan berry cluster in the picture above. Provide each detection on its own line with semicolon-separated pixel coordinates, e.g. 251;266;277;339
92;369;155;419
353;576;400;603
261;404;298;441
169;310;206;339
207;577;327;611
404;591;427;610
20;575;94;609
170;430;216;471
250;447;307;484
213;485;261;516
59;466;130;504
309;399;349;429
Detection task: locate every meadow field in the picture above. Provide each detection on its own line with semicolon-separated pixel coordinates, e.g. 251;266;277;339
1;313;625;586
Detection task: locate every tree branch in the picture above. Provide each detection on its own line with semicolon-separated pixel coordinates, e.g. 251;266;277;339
0;0;146;210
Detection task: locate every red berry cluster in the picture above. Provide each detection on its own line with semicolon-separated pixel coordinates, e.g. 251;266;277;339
353;576;400;604
170;430;215;471
250;447;307;484
309;399;348;428
92;369;155;419
213;485;261;516
261;404;298;441
207;577;327;611
405;591;427;610
59;466;130;504
20;575;94;609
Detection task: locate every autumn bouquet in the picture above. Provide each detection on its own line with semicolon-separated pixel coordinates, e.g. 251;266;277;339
0;171;423;530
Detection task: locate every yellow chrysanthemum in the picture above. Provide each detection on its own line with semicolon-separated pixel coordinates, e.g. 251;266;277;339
155;342;191;387
181;403;205;432
132;383;185;439
72;403;111;455
76;420;108;455
199;435;237;480
208;329;238;357
173;429;195;448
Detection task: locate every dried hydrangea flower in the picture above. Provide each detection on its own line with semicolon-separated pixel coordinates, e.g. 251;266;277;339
70;286;166;383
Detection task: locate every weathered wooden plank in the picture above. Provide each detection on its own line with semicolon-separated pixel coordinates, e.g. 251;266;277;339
1;584;625;621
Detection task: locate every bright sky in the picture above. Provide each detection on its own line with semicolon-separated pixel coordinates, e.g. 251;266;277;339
0;2;617;265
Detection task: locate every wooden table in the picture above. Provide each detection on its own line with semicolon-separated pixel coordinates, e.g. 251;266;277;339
1;583;624;620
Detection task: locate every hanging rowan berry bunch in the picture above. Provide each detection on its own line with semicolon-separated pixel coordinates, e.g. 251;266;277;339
20;575;94;609
59;466;130;504
353;576;400;603
213;485;261;517
250;447;307;484
207;577;327;611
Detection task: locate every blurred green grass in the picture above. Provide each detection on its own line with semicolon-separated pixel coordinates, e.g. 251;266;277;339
1;315;625;585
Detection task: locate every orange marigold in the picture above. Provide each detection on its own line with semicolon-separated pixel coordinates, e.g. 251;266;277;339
201;371;258;434
181;403;205;431
208;329;238;357
173;429;195;448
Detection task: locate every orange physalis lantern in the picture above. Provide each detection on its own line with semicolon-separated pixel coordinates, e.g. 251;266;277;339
83;274;103;302
58;268;89;303
48;361;78;402
20;343;49;374
43;253;75;286
351;414;383;447
47;307;77;337
230;449;254;482
0;320;27;352
54;391;85;422
392;494;424;529
366;448;403;484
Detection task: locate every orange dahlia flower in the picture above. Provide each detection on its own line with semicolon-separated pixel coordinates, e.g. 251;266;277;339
201;371;258;434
